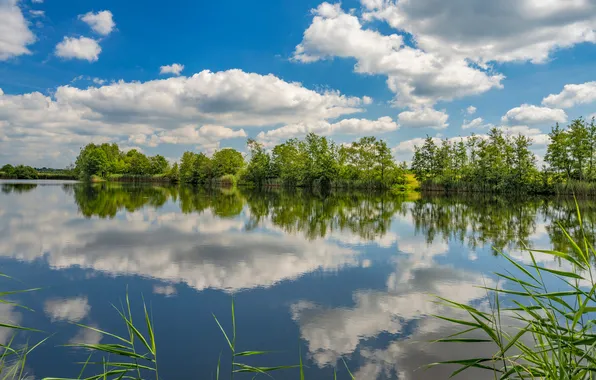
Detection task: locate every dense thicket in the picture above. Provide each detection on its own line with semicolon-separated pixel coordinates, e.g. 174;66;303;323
243;134;407;189
74;143;171;180
0;164;40;179
411;118;596;194
70;134;407;189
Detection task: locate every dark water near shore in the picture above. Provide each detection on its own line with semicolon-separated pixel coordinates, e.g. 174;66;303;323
0;180;593;379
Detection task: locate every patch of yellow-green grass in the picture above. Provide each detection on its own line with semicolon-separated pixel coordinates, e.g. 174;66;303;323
90;175;106;183
404;173;420;191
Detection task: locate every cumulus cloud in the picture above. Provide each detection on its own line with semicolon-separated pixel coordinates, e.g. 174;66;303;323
130;124;247;152
292;230;494;369
55;36;101;62
69;325;102;345
44;297;90;322
160;63;184;76
397;107;449;129
363;0;596;64
80;10;115;36
0;0;36;60
29;9;44;17
466;106;477;115
501;125;550;145
501;104;567;125
294;3;503;108
542;81;596;109
257;116;398;147
462;117;493;130
0;69;367;166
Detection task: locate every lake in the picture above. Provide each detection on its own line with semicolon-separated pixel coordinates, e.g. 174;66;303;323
0;180;591;379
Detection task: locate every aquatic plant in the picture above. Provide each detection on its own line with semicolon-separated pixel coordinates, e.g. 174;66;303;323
431;203;596;379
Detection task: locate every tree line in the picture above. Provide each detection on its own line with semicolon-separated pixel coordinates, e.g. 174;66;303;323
411;117;596;194
0;164;76;180
72;134;409;189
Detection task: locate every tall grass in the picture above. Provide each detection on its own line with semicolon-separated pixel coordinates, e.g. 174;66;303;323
431;201;596;379
0;275;46;380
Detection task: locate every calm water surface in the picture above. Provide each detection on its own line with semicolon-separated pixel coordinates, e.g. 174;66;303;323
0;181;592;379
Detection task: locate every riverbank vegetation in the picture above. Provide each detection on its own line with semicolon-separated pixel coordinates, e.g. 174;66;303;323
433;206;596;379
412;117;596;194
70;134;409;190
0;164;76;180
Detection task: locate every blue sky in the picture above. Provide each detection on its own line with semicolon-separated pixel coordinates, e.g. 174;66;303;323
1;0;596;166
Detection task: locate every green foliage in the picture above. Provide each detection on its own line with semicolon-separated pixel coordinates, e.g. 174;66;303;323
432;205;596;379
247;134;406;189
0;164;39;179
74;144;175;180
411;117;596;194
412;128;540;193
212;148;245;178
243;139;271;187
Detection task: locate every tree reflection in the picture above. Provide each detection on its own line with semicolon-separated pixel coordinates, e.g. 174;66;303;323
241;188;408;241
73;183;171;218
1;183;38;194
69;183;596;252
541;197;596;255
409;194;544;252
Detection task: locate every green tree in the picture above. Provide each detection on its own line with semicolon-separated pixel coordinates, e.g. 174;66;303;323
168;162;179;182
244;139;271;186
125;150;151;175
192;153;212;184
179;151;197;183
149;155;169;175
0;164;15;177
212;148;244;178
75;144;109;178
545;123;571;181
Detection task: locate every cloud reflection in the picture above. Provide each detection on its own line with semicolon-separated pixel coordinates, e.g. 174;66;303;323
292;233;497;378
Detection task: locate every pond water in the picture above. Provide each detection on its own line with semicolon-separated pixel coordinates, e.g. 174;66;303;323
0;180;592;379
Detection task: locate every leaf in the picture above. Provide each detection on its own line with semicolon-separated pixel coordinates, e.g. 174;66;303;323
529;265;584;280
235;351;272;357
212;313;233;352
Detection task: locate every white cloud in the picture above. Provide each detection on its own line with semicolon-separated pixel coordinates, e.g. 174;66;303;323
0;0;36;60
500;125;550;145
292;231;494;369
462;117;492;130
92;77;106;85
55;36;101;62
153;285;177;297
397;107;449;129
160;63;184;76
501;104;567;125
466;106;477;115
31;0;43;3
392;137;432;155
80;10;115;36
130;124;247;151
0;69;367;166
542;82;596;109
363;0;596;65
0;203;359;292
294;3;503;108
44;297;90;322
69;325;102;345
257;116;398;146
29;9;44;17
